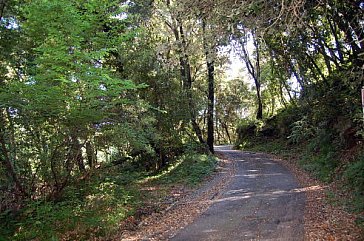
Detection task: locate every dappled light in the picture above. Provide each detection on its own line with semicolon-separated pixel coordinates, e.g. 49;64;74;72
211;185;324;204
293;185;325;193
172;150;306;240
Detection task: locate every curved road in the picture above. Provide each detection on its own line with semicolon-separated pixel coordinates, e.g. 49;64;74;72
172;146;305;241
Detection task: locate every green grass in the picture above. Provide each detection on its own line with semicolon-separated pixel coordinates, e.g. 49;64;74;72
151;154;217;186
0;152;217;241
343;156;364;213
237;138;304;160
238;137;340;182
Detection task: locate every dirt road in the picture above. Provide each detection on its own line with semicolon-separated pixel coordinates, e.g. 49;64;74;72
171;145;305;241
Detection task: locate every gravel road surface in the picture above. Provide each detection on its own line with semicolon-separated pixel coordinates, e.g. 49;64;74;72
171;145;305;241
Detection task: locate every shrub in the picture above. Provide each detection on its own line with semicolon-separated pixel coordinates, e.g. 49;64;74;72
288;117;315;144
275;105;304;137
235;119;264;148
153;153;217;186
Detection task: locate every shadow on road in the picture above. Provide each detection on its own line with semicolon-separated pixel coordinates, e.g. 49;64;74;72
172;146;305;241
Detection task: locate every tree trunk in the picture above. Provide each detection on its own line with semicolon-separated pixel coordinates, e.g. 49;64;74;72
86;141;96;169
69;135;85;172
222;122;232;144
172;15;206;145
253;32;263;120
202;19;215;153
206;60;214;152
255;80;263;120
164;1;206;146
238;30;263;120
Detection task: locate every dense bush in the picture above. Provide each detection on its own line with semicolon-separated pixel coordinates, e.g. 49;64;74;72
235;104;305;149
287;117;315;144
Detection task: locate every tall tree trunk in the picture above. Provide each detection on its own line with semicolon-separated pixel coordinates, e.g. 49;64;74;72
75;138;85;172
202;19;214;153
222;122;232;144
206;60;214;152
304;52;328;84
255;80;263;120
174;16;206;145
164;1;206;145
179;26;205;144
215;118;220;144
252;32;263;120
68;134;85;172
326;16;344;62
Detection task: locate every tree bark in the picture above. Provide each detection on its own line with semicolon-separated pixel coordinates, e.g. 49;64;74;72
202;19;215;153
253;32;263;120
206;60;214;152
165;8;206;145
74;137;85;172
222;122;232;144
67;134;85;172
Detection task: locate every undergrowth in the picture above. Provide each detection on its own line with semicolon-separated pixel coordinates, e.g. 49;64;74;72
151;153;217;186
0;152;217;241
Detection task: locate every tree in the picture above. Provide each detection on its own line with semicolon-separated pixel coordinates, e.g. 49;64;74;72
215;77;254;144
201;17;215;153
234;29;264;120
161;0;207;146
0;0;146;200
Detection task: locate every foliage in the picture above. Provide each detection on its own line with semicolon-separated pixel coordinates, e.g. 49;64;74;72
1;0;364;238
0;0;150;201
0;160;144;240
215;77;253;144
287;117;315;144
153;153;217;187
345;156;364;196
344;155;364;212
0;151;215;240
273;105;304;137
235;119;262;148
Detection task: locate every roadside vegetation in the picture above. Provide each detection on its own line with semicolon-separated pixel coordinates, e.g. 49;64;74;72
236;104;364;224
0;148;216;240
